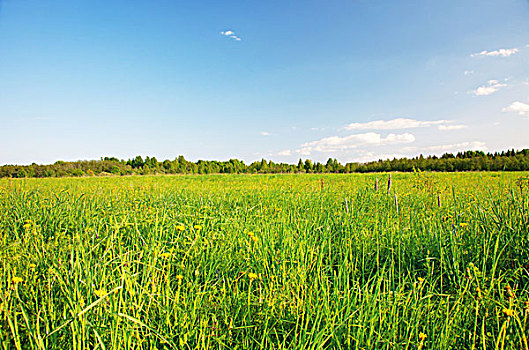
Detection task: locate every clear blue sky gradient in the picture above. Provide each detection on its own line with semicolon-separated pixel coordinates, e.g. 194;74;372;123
1;0;528;164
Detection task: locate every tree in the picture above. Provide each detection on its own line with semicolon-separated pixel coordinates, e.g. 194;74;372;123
297;159;304;172
304;159;313;173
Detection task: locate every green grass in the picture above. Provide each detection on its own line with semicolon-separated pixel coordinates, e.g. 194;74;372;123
0;172;528;349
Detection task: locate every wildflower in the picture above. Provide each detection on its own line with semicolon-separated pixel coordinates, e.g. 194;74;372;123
29;263;36;269
419;332;427;341
248;273;258;280
194;225;202;230
418;277;425;283
79;296;86;308
0;302;3;313
12;277;23;284
94;289;107;298
23;223;31;230
503;308;515;317
176;225;185;232
251;235;259;243
160;252;171;259
176;275;184;282
460;223;469;227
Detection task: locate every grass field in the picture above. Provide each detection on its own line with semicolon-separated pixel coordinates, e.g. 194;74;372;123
1;172;528;349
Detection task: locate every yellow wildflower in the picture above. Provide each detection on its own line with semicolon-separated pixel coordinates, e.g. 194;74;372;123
23;223;31;230
176;274;184;282
194;225;202;230
79;296;86;308
251;235;259;243
12;276;23;284
160;252;171;258
94;289;107;298
418;277;425;283
503;308;515;317
29;263;36;269
419;332;427;341
176;225;185;232
248;273;258;280
460;223;469;227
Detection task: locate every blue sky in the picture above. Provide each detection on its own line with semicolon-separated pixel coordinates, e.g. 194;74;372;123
1;0;528;165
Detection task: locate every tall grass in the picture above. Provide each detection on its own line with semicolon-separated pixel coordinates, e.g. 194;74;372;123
0;172;528;349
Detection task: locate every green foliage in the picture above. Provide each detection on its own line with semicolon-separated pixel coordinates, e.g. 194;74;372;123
1;149;529;179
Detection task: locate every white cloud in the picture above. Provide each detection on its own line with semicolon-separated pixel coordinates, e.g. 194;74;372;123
278;150;291;156
403;141;487;154
260;131;270;136
464;70;474;76
344;118;449;130
352;150;408;163
220;30;241;41
471;80;507;96
502;101;529;117
383;133;416;143
471;48;519;57
296;132;415;155
438;124;467;131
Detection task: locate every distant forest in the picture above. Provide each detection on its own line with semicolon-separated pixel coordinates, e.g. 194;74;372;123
1;149;529;178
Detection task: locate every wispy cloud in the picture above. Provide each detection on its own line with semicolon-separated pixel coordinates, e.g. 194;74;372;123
295;132;415;155
260;131;270;136
344;118;449;131
470;47;520;57
277;150;292;156
503;101;529;117
464;70;474;76
438;124;466;131
220;30;241;41
471;80;507;96
471;48;519;57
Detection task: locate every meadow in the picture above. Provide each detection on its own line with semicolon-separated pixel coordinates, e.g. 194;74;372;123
0;172;528;349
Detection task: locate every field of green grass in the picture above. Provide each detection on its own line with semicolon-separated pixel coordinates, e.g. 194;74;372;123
1;172;528;349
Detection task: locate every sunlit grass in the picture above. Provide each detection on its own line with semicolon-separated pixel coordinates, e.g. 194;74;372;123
0;172;528;349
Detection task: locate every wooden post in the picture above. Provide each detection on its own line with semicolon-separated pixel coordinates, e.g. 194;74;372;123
437;193;441;207
345;198;349;213
320;179;324;191
394;193;399;213
387;174;392;195
375;178;378;191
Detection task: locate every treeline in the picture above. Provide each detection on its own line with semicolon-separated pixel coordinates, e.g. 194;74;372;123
1;149;529;178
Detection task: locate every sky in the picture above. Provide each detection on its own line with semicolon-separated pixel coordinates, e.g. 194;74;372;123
1;0;529;165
